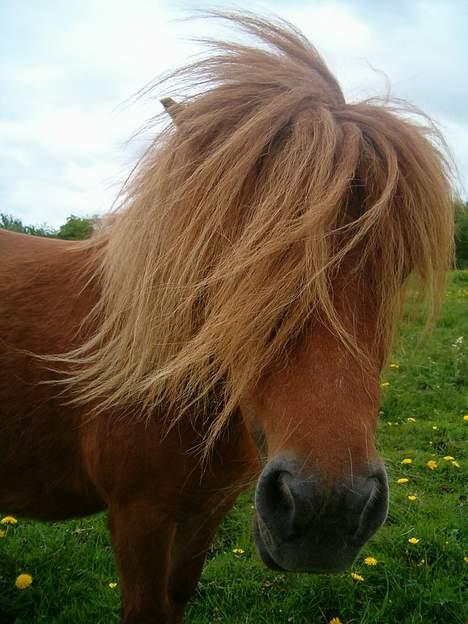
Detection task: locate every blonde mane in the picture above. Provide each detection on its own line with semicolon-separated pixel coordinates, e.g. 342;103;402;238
59;13;454;442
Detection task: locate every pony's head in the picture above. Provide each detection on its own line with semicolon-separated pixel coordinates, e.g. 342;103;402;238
66;13;454;572
240;271;389;572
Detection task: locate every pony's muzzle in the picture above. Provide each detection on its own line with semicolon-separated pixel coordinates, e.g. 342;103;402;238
254;455;388;572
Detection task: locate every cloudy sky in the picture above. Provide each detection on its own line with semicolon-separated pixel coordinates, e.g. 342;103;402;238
1;0;466;228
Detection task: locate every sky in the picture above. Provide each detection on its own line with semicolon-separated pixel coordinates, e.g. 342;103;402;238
1;0;467;228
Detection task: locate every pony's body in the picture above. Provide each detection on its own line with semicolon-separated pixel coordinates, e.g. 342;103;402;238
0;232;101;520
0;229;258;621
0;13;453;624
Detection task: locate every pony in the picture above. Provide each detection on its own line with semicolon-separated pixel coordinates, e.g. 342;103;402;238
0;12;454;624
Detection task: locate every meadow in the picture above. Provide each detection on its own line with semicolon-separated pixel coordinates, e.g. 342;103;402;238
1;271;466;624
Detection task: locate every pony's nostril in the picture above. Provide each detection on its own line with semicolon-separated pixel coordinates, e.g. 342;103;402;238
261;469;295;517
257;466;318;536
352;471;389;543
277;473;296;512
256;465;311;538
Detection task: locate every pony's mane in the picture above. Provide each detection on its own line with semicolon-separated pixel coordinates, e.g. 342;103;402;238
60;12;454;442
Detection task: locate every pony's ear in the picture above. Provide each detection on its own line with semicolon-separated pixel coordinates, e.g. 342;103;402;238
160;97;184;125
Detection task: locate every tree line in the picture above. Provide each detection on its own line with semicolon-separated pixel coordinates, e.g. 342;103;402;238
1;205;467;267
0;213;93;241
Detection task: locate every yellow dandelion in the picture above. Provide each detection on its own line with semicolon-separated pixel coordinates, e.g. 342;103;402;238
389;363;400;369
15;574;33;590
363;556;378;566
351;572;364;582
397;478;409;484
426;460;438;470
0;530;5;538
401;458;413;465
1;516;17;525
408;537;420;544
108;582;118;589
380;382;390;388
451;460;460;468
432;425;438;430
232;548;245;555
407;417;416;422
464;415;468;422
329;618;343;624
407;495;417;501
464;556;468;563
443;456;455;461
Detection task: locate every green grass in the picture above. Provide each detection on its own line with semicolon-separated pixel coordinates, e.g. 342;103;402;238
1;272;467;624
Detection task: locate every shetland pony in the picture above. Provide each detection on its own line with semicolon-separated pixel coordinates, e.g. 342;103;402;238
0;13;453;624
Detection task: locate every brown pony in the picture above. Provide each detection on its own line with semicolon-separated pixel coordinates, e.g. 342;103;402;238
0;13;454;624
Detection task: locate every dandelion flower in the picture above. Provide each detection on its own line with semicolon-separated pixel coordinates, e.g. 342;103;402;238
397;478;409;484
426;460;438;470
464;415;468;422
407;495;417;501
364;556;378;566
464;556;468;564
380;382;390;388
408;537;420;544
401;458;413;465
443;456;455;461
232;548;245;555
407;417;416;422
0;530;5;538
15;574;32;590
389;363;400;369
451;461;460;468
432;426;438;430
351;572;364;582
329;618;343;624
109;582;117;589
1;516;17;525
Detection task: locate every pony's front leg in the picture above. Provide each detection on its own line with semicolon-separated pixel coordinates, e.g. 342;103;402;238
168;492;243;623
167;514;222;623
108;502;177;624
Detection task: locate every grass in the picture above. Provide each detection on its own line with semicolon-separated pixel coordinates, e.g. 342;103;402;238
1;271;467;624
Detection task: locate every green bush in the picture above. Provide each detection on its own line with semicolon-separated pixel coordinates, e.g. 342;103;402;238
56;215;94;240
454;202;468;269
